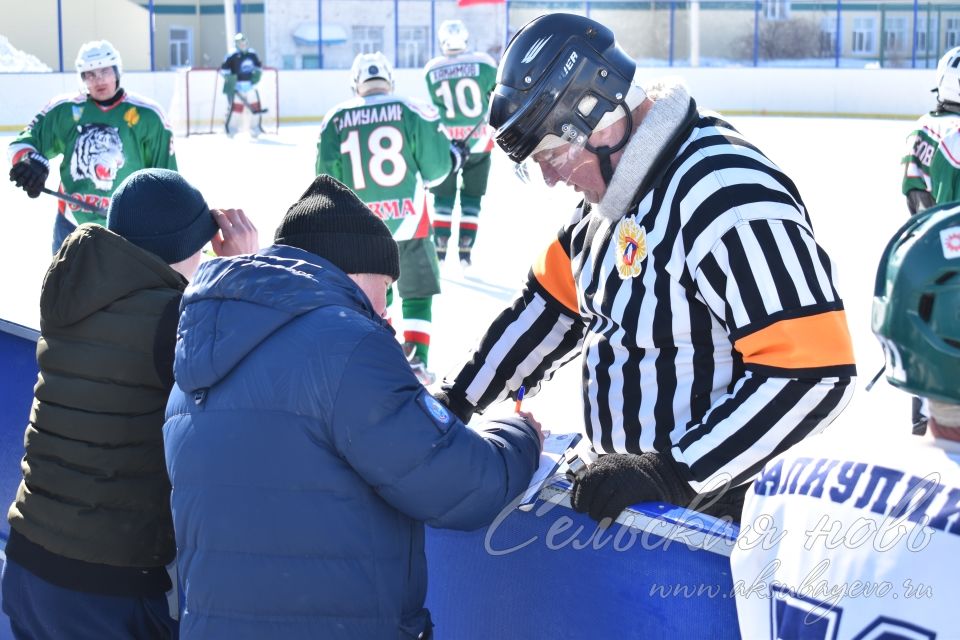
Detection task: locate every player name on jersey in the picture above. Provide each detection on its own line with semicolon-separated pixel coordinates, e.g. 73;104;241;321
428;63;481;83
62;192;111;215
752;456;960;537
445;125;483;140
332;104;404;133
367;198;417;220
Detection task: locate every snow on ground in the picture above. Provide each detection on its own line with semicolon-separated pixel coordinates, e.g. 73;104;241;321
0;115;913;438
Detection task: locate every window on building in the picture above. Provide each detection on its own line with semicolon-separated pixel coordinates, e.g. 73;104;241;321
169;27;193;68
820;16;838;56
916;16;938;53
852;17;877;54
946;17;960;49
353;26;384;56
763;0;790;21
398;26;429;68
884;16;908;53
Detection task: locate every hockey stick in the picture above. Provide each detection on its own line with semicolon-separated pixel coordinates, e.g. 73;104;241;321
460;116;486;144
42;187;107;215
235;89;268;114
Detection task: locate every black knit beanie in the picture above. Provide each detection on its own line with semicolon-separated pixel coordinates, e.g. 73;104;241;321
274;175;399;280
106;169;217;264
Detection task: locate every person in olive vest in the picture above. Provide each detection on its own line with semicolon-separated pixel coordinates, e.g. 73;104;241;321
1;169;257;639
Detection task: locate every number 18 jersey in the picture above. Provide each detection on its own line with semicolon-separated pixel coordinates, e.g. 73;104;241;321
317;93;452;240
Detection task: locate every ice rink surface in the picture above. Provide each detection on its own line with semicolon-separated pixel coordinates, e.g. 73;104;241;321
0;115;914;438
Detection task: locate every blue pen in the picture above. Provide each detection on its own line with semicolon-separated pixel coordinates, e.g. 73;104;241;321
514;385;526;413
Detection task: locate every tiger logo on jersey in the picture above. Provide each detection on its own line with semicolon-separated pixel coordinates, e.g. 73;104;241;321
70;123;125;191
614;216;647;279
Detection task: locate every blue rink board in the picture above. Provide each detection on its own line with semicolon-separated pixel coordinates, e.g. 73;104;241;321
0;321;39;640
425;489;741;639
0;320;741;639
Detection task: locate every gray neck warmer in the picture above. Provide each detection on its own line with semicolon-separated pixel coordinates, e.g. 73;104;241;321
597;81;692;221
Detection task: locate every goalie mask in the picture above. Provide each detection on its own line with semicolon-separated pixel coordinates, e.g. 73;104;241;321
490;12;636;186
935;46;960;106
235;33;249;51
438;20;469;55
873;202;960;403
76;40;122;89
351;52;394;96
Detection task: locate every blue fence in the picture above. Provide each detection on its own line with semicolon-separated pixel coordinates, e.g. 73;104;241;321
7;1;960;74
0;320;741;638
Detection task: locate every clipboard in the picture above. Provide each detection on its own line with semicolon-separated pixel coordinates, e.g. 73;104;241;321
518;432;583;511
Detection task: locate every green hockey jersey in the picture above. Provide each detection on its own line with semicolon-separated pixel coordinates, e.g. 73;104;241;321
927;125;960;203
423;51;497;155
8;91;177;226
316;93;452;240
901;110;960;198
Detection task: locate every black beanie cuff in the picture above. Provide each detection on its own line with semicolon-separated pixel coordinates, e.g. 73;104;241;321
274;175;400;281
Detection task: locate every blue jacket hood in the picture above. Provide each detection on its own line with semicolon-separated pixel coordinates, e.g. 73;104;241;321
174;244;386;392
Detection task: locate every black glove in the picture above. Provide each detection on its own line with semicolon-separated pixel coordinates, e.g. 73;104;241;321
431;388;475;424
906;189;935;216
449;139;470;175
9;152;50;199
570;452;696;522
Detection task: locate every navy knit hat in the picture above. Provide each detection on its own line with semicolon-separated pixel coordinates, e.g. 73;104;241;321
106;169;217;264
274;175;399;280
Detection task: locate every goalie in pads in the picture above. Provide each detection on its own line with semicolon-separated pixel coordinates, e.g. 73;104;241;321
221;33;266;138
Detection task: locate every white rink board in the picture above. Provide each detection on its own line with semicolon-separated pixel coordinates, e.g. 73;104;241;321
0;116;913;440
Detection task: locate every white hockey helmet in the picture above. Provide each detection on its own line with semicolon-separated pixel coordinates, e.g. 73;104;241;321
935;46;960;105
235;32;248;49
438;19;469;55
351;52;394;96
76;40;122;80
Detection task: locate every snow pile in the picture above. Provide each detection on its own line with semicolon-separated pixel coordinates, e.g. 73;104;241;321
0;35;51;72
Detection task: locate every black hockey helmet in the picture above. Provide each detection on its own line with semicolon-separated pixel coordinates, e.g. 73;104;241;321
490;13;636;164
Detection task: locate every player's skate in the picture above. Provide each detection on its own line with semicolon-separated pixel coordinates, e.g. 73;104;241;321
403;342;436;386
458;236;473;269
434;235;448;263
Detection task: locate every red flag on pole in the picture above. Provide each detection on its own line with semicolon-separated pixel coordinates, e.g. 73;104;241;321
457;0;505;6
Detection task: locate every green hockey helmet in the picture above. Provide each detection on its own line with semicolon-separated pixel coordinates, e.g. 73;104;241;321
872;202;960;403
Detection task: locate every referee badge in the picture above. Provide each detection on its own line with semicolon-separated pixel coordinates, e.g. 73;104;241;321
614;216;647;279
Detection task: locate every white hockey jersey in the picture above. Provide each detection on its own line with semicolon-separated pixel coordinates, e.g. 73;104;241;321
731;429;960;640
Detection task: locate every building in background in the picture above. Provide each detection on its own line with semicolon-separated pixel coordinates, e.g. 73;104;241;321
265;0;506;70
2;1;960;73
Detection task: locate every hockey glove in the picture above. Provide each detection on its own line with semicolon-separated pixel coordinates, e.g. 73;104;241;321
10;152;50;199
431;389;475;425
570;452;696;523
449;139;470;175
906;189;935;216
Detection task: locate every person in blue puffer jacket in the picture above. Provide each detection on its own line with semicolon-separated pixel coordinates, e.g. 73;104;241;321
163;174;544;640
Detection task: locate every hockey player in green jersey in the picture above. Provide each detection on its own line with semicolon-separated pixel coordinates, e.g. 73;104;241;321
316;51;464;385
8;41;177;253
423;19;497;267
901;46;960;216
900;46;960;432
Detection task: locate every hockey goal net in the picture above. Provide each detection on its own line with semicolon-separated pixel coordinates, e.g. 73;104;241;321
168;66;279;137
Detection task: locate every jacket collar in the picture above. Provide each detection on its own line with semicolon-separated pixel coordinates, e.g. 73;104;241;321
597;80;695;222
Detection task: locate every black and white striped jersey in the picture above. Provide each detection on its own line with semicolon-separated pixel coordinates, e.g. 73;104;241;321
444;109;857;493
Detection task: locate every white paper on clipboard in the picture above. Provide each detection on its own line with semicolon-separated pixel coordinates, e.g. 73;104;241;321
517;432;582;511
